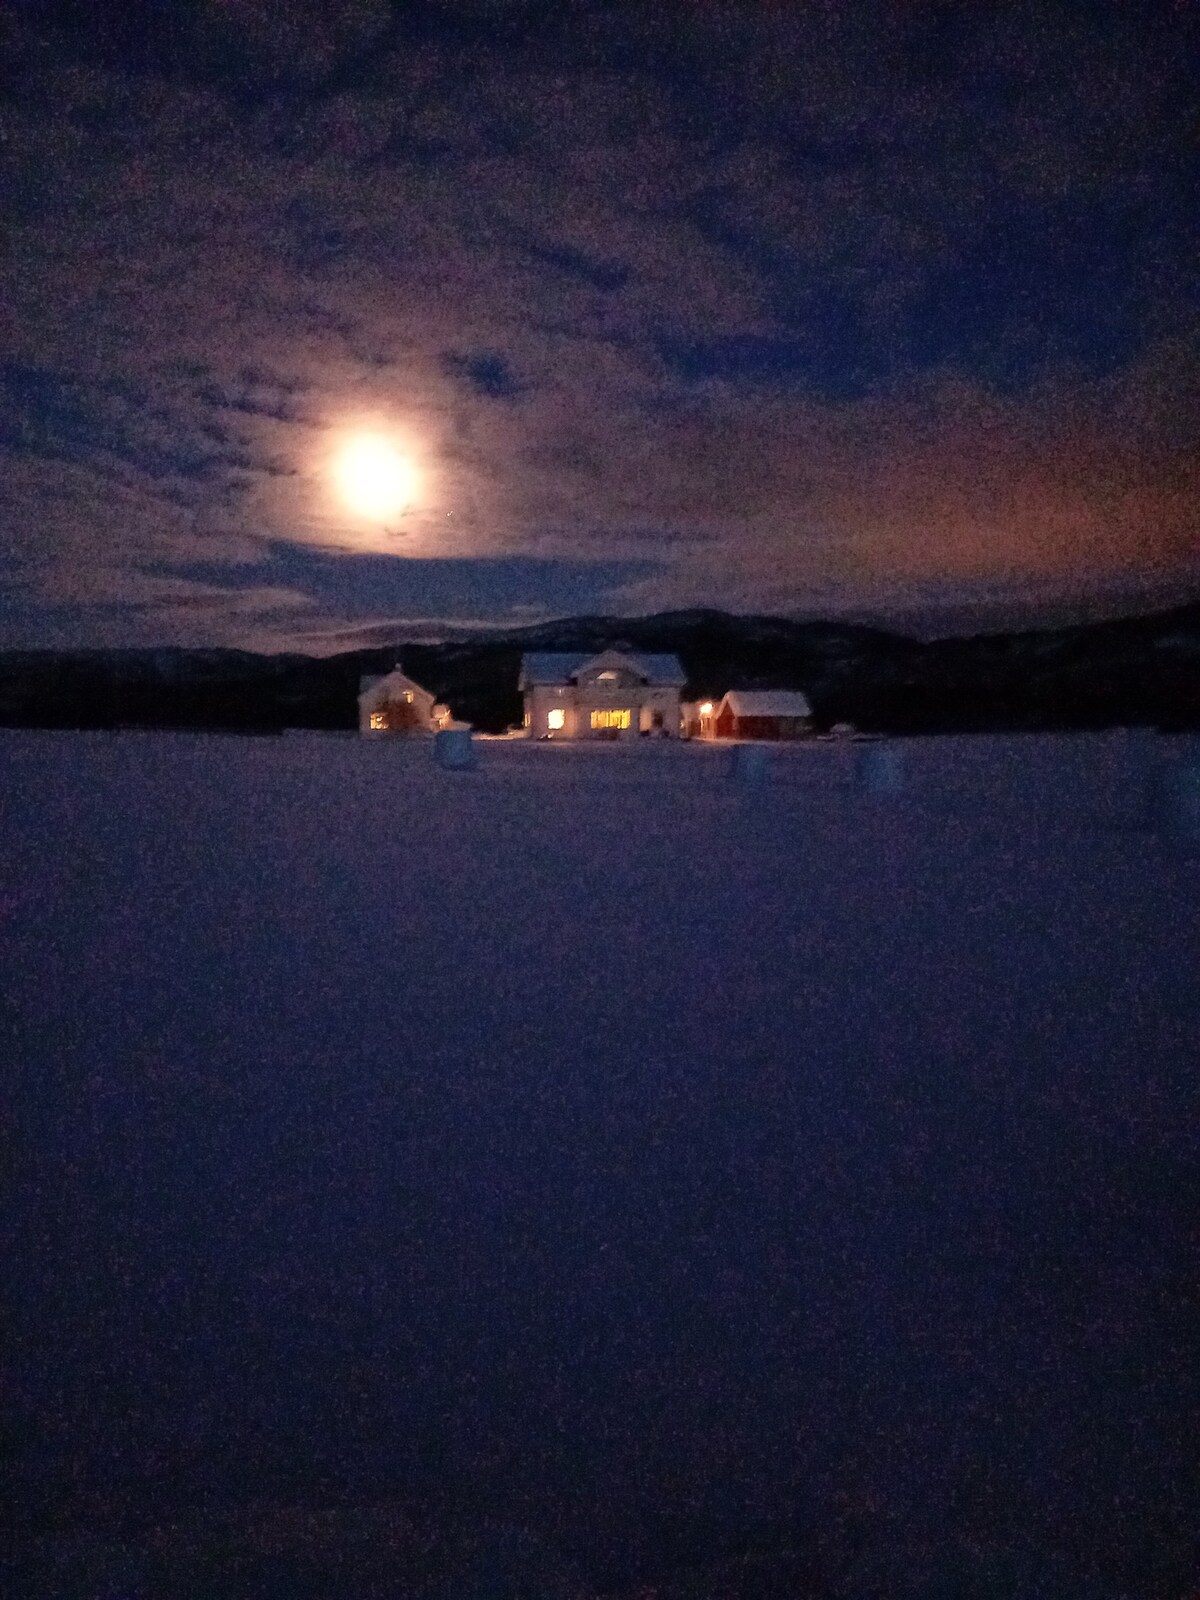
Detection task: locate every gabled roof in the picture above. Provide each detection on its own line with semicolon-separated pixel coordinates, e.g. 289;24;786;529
519;649;686;688
720;689;813;718
519;652;591;687
357;667;434;703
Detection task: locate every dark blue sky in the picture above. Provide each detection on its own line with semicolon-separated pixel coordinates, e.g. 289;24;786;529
1;0;1197;648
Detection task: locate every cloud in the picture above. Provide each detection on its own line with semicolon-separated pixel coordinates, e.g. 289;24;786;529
181;544;663;626
0;0;1196;648
524;241;631;293
443;350;523;399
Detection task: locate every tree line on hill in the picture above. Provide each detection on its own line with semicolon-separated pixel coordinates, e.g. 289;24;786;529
0;604;1197;734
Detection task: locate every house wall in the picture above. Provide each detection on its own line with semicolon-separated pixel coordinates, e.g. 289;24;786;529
638;686;683;735
684;703;718;739
525;683;578;739
524;681;681;739
714;711;813;741
574;671;643;740
359;676;438;734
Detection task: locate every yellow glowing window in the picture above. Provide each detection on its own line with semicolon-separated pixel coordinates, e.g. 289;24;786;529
591;709;631;730
369;711;387;730
402;691;413;703
547;708;566;730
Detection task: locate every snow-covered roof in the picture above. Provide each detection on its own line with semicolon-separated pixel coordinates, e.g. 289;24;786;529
519;649;687;688
519;653;590;686
721;690;813;718
357;667;433;703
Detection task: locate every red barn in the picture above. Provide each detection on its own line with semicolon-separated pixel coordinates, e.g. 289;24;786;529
714;690;813;740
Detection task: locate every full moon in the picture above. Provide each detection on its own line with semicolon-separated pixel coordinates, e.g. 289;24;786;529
333;434;417;522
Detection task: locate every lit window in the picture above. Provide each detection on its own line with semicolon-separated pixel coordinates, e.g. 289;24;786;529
547;708;565;730
369;711;387;730
598;670;618;680
590;709;631;730
403;691;414;703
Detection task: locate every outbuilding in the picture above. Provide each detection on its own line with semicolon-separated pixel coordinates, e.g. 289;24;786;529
713;689;813;740
682;699;717;739
358;668;447;735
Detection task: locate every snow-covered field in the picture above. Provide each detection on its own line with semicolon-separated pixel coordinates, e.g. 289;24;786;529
2;730;1198;1597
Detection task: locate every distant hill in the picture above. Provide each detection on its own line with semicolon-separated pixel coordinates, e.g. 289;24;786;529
0;603;1198;734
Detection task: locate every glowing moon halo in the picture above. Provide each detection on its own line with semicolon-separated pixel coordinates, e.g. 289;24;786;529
333;434;417;522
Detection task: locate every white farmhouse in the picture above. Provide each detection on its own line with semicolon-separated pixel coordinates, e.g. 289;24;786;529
520;649;687;740
358;667;449;735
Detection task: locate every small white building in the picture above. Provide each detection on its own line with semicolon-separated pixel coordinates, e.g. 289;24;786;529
682;699;718;739
358;667;448;735
520;649;687;740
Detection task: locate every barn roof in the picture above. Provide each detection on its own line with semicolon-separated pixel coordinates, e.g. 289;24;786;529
519;650;686;688
721;689;813;718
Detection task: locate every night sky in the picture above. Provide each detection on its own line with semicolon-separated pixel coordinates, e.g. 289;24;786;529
2;0;1198;651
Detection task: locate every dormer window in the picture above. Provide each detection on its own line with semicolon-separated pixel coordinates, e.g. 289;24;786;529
598;670;618;680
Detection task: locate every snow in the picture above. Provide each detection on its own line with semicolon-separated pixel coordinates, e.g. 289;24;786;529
2;729;1198;1594
720;688;814;717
